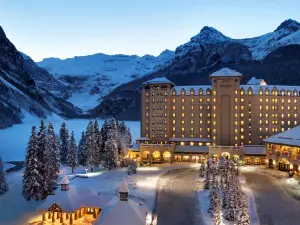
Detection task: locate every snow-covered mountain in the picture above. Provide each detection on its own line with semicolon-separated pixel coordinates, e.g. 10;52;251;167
176;19;300;60
37;49;174;110
0;25;82;129
95;19;300;120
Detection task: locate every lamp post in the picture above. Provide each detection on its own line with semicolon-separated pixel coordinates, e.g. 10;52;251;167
85;168;88;174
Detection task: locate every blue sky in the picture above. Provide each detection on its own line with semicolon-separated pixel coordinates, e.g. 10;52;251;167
0;0;299;61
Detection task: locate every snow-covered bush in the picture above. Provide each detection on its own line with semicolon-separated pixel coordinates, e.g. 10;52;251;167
128;160;137;175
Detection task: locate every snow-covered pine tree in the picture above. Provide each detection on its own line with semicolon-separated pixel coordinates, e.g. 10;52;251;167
211;195;222;225
124;127;132;148
59;122;70;163
103;117;118;170
100;118;109;151
67;131;78;173
23;125;45;200
37;120;48;199
0;155;8;194
236;205;250;225
77;131;86;166
85;121;96;171
93;121;102;167
128;160;137;175
203;168;211;190
45;123;60;193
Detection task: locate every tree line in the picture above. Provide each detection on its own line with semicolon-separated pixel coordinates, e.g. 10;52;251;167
22;117;132;201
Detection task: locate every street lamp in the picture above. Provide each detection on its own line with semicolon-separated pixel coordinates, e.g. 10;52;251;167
85;168;88;174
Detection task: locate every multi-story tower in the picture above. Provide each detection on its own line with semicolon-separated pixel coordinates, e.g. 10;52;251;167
210;68;242;146
141;78;174;144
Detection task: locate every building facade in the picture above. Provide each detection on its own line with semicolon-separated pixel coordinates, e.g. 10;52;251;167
129;67;300;163
264;125;300;172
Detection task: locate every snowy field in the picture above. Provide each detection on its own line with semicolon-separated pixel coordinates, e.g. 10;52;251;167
0;163;198;225
0;113;140;162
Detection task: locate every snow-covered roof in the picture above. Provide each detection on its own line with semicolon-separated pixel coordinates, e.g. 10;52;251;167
60;175;70;185
142;77;174;85
174;145;209;153
119;180;129;193
240;85;300;95
39;186;111;212
171;85;211;95
243;146;266;155
170;137;211;142
264;126;300;147
95;197;147;225
209;67;242;77
136;137;150;141
246;77;267;85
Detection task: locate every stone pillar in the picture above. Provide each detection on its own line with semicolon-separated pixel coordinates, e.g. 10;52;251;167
52;212;55;222
60;213;64;223
74;211;78;220
79;209;82;218
48;212;51;219
70;213;73;225
93;208;97;218
57;212;60;219
42;212;46;222
66;213;69;220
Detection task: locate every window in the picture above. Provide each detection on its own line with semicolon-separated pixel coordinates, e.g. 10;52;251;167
181;120;184;124
181;127;184;132
181;106;185;110
172;120;175;124
181;98;185;103
181;113;185;117
172;106;176;110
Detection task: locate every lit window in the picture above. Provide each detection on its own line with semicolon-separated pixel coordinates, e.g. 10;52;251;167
241;98;244;103
241;121;244;125
181;127;184;131
172;120;175;124
266;106;269;110
181;113;185;117
191;98;194;103
235;136;238;140
241;113;244;117
182;120;184;124
235;98;238;103
213;90;216;95
191;106;194;110
191;120;194;124
172;127;175;131
241;106;244;110
288;99;291;103
173;106;176;110
260;99;263;103
266;99;269;103
190;142;194;146
241;128;244;132
173;113;176;117
235;90;238;95
235;113;238;118
181;106;185;110
260;106;262;110
181;98;185;103
235;129;238;133
241;135;244;140
241;90;244;95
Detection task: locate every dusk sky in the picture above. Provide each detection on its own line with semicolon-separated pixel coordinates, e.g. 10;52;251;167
1;0;300;61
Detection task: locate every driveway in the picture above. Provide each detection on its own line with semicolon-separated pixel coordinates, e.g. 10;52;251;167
155;168;202;225
243;170;300;225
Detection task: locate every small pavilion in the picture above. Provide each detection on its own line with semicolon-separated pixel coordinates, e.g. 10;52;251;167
38;175;111;224
95;180;148;225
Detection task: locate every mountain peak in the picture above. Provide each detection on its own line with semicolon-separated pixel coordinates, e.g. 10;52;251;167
191;25;229;44
274;19;300;32
0;26;7;40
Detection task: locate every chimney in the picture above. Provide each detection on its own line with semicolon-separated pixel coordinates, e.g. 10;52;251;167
119;180;129;201
60;175;70;191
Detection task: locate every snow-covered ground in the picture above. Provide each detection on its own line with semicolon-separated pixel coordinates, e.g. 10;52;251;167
0;113;140;162
3;163;15;171
0;163;198;225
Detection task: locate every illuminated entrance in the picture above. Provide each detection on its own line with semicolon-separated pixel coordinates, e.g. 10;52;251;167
221;152;230;159
163;151;171;162
278;158;290;171
152;151;161;161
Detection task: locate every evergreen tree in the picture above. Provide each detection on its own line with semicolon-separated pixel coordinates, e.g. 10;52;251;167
0;155;8;194
23;126;45;200
85;121;96;171
100;118;109;151
59;122;69;163
124;127;132;147
45;123;60;193
128;160;137;175
103;117;118;170
93;121;102;167
78;131;86;166
67;131;78;173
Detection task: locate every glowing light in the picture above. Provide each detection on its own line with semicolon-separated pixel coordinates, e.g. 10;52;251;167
273;161;276;165
137;167;160;171
290;164;293;170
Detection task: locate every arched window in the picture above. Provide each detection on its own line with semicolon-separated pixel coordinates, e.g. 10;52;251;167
172;89;176;96
181;88;185;96
190;88;195;96
247;87;252;95
199;88;203;95
206;88;211;95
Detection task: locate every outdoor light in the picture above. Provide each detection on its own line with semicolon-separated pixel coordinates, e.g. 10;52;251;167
146;212;152;225
273;161;276;165
85;168;88;174
290;165;293;170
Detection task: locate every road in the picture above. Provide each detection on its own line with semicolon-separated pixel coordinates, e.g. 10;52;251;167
155;168;202;225
243;170;300;225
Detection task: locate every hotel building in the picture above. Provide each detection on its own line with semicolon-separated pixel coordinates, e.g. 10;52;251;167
128;67;300;165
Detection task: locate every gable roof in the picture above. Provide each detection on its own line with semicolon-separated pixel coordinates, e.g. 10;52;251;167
60;175;70;185
119;180;129;193
95;197;147;225
246;77;266;85
209;67;242;77
263;126;300;147
142;77;174;85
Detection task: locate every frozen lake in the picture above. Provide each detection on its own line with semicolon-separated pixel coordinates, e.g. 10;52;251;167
0;113;140;162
